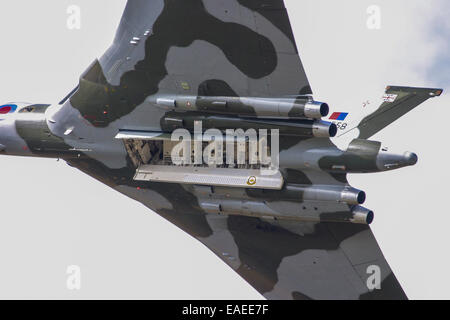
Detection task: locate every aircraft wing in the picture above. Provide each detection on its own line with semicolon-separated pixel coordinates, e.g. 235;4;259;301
68;155;407;300
192;168;407;300
99;0;312;96
205;216;406;300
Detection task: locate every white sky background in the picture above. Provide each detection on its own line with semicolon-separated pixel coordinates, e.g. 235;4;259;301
0;0;448;299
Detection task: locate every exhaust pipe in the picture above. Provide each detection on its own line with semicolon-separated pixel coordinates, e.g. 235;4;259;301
351;206;374;224
198;200;374;225
248;185;366;205
296;185;365;205
154;95;330;120
304;101;329;119
312;121;337;138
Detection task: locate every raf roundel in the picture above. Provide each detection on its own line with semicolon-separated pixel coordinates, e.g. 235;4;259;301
0;104;18;114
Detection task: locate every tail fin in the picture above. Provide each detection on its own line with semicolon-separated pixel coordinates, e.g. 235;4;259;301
340;86;443;140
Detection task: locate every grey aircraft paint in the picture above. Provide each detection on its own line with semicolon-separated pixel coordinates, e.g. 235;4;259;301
0;0;444;300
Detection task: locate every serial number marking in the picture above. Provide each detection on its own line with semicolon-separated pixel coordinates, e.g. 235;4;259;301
226;304;269;316
332;121;348;130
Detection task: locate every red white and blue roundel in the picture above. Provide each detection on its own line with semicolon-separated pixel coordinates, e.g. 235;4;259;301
0;104;18;114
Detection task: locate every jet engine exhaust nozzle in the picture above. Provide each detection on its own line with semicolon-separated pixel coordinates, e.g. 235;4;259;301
351;206;374;225
341;189;366;205
313;121;337;138
304;101;330;119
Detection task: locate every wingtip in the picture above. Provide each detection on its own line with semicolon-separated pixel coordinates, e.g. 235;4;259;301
385;85;444;97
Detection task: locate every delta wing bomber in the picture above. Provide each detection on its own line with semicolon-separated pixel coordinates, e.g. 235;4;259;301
0;0;443;300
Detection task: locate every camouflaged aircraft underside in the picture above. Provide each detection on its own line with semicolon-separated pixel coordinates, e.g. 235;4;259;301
0;0;444;299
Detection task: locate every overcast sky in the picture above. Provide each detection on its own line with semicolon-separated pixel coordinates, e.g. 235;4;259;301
0;0;448;299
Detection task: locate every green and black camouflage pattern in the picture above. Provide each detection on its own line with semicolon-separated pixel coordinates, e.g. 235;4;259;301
1;0;444;300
